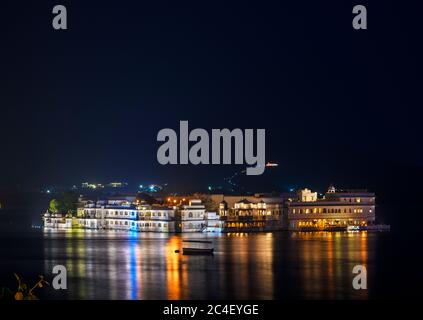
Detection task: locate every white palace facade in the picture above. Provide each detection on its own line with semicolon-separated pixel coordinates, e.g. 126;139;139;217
43;199;213;233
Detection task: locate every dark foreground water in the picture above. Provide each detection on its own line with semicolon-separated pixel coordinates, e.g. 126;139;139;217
1;227;411;300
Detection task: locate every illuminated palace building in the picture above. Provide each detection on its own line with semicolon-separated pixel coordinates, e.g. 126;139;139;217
44;199;210;233
43;186;377;233
218;199;283;232
287;187;376;231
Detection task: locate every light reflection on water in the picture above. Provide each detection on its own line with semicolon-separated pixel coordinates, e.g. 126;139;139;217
42;230;373;300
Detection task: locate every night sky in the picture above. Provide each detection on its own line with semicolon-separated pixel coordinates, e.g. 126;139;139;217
1;1;422;195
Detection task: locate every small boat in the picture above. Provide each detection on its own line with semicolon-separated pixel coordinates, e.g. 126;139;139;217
182;247;214;255
182;239;214;255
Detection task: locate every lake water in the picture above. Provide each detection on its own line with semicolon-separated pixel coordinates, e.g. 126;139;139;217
0;227;406;300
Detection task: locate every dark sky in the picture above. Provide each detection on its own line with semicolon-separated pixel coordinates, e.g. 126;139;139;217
1;0;422;193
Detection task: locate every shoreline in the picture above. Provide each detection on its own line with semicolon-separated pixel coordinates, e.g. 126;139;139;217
40;224;390;234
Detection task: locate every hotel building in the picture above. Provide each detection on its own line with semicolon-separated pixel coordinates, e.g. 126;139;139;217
44;199;208;233
177;199;207;232
287;187;376;230
218;198;284;232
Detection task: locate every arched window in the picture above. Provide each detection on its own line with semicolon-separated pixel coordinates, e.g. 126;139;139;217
188;212;193;218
